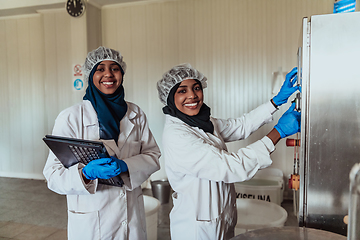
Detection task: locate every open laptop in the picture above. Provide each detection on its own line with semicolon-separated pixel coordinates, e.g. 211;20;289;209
43;135;124;187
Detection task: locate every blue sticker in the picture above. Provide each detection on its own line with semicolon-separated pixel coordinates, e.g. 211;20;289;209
334;0;356;13
74;79;84;90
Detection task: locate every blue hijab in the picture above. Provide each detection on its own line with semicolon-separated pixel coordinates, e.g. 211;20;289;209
83;62;128;142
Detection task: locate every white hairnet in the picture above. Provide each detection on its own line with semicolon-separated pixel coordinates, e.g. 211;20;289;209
157;63;208;105
82;46;127;82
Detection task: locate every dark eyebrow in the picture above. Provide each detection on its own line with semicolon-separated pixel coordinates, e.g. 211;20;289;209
179;82;200;88
97;63;119;66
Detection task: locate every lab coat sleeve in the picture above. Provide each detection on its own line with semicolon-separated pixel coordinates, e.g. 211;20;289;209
214;101;277;142
164;126;275;184
43;107;97;195
121;110;161;191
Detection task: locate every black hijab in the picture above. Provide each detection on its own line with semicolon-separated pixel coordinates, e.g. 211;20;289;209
83;62;128;141
162;80;214;134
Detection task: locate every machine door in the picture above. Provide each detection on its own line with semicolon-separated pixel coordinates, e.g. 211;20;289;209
299;12;360;236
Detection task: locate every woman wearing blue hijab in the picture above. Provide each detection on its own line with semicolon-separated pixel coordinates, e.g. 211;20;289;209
43;46;161;240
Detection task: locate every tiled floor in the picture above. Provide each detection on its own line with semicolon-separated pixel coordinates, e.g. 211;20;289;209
0;177;297;240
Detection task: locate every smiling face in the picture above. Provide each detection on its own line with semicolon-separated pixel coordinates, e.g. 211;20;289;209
92;60;123;94
174;79;203;116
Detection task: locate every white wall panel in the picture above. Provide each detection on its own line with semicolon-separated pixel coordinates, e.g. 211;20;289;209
178;0;195;64
44;11;72;126
130;5;148;108
0;9;87;179
0;15;46;178
160;1;180;70
6;19;20;174
18;18;33;173
43;13;60;131
0;20;10;173
42;10;87;133
29;16;47;174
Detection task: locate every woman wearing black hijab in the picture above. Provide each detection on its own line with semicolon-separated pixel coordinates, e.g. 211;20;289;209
43;46;161;240
156;63;300;240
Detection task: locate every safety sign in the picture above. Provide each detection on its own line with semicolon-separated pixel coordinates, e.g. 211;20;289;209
74;79;84;90
73;64;84;91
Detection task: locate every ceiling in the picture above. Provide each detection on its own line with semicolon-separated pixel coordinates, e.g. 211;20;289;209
0;0;146;18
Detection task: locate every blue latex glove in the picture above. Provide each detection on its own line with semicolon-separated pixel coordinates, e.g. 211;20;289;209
109;156;128;173
272;67;299;107
82;157;128;180
274;102;301;138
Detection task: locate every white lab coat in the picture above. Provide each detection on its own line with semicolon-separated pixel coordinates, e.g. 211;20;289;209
43;100;161;240
162;101;277;240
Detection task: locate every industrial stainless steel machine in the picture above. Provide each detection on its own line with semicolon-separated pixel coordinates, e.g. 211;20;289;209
296;12;360;236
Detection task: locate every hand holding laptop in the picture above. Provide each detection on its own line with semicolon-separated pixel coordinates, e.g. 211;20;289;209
43;135;125;187
82;157;128;180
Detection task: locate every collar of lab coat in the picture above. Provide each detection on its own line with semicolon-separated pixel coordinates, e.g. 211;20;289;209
105;104;137;156
82;100;137;156
117;107;136;151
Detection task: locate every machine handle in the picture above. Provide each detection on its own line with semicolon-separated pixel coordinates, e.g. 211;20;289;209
286;138;300;147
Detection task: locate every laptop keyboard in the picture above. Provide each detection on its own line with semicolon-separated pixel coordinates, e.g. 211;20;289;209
68;145;119;186
69;145;99;163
